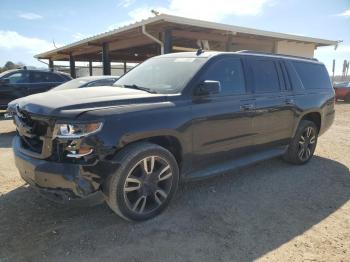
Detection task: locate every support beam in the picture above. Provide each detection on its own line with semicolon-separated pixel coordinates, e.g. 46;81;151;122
102;43;111;75
88;60;93;76
48;59;54;71
123;61;127;74
225;35;233;51
69;54;76;78
163;30;173;54
72;36;154;57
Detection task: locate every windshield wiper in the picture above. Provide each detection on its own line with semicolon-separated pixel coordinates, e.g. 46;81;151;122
119;84;157;94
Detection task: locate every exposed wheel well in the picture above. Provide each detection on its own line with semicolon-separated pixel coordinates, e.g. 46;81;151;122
301;112;321;131
144;136;183;165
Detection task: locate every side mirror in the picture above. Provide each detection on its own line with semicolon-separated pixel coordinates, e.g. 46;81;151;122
194;80;221;96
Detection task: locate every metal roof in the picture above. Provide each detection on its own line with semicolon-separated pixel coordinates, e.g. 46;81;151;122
35;13;338;59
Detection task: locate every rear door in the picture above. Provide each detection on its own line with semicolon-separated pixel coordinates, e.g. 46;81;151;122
191;56;255;170
247;57;295;149
28;71;65;95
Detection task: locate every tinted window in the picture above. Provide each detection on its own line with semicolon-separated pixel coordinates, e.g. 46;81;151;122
30;72;63;83
251;59;280;93
7;71;29;84
201;57;245;95
44;73;63;82
30;72;46;83
292;62;331;89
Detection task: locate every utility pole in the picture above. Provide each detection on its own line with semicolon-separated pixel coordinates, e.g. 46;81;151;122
342;60;347;81
332;59;335;84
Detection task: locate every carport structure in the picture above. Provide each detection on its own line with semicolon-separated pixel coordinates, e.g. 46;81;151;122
35;14;338;78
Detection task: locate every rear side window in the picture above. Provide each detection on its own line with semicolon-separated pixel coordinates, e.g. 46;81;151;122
30;72;63;83
46;73;64;82
292;62;331;89
201;57;246;95
250;59;280;93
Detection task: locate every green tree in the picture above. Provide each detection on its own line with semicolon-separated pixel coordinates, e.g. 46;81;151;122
3;61;17;70
0;61;26;72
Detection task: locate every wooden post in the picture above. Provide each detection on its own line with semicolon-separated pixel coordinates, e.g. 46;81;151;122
48;59;54;71
225;35;233;52
89;60;93;76
123;61;127;74
102;43;111;75
69;54;76;78
163;30;173;54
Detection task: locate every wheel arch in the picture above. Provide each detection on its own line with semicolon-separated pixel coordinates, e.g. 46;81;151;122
116;132;185;166
300;112;321;132
292;111;322;138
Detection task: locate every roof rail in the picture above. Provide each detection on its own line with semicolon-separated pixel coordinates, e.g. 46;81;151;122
236;50;319;61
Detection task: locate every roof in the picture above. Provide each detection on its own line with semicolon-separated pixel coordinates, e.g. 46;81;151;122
159;51;322;64
35;14;338;60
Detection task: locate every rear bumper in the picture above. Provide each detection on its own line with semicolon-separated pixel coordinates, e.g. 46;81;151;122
13;135;105;205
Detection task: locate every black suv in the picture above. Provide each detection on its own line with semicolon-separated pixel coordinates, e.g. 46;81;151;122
9;51;335;221
0;68;71;110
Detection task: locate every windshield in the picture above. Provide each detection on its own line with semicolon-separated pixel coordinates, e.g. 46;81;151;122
334;81;350;88
0;70;13;78
113;57;207;94
51;78;89;91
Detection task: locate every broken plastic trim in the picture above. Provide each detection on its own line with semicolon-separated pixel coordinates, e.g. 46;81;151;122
66;149;94;158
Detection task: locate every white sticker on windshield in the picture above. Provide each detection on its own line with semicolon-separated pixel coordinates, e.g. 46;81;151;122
174;58;196;62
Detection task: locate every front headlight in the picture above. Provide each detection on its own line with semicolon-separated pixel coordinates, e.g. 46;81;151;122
55;122;103;139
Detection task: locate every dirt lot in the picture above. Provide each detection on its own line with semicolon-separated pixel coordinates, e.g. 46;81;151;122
0;104;349;262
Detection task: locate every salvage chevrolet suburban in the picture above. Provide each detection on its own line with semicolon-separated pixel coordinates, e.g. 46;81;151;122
8;51;335;221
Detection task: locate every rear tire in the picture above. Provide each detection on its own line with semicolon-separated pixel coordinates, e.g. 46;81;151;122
283;120;318;165
106;142;179;221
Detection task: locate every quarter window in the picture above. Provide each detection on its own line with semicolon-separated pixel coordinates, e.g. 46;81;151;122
292;62;331;89
201;58;246;95
251;59;280;93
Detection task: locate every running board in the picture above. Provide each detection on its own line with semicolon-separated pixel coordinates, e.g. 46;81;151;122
183;147;287;181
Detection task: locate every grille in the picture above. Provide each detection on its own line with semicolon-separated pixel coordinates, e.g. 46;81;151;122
14;107;50;155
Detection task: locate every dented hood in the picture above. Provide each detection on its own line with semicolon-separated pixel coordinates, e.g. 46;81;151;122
8;86;167;118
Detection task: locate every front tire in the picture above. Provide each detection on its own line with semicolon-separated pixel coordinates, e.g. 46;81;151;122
106;142;179;221
283;120;318;165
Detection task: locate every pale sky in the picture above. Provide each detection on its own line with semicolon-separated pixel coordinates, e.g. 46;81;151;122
0;0;349;75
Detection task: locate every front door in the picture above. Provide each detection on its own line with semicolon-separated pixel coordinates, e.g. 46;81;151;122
0;71;30;108
191;56;255;171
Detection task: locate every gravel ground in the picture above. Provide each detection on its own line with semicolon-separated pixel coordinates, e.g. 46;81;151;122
0;104;349;262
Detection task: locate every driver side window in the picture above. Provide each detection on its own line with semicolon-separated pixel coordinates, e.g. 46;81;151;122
7;72;29;84
201;57;246;95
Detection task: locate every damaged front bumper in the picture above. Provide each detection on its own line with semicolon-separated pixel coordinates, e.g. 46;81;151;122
13;135;106;205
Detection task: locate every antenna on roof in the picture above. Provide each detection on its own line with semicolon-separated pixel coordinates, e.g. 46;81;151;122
52;39;58;49
196;48;204;56
151;9;160;16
